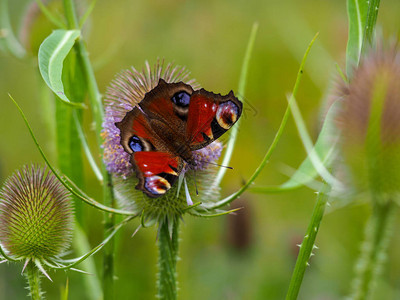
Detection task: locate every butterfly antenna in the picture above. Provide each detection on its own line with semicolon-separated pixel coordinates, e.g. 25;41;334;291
197;160;233;170
193;170;199;195
209;162;233;169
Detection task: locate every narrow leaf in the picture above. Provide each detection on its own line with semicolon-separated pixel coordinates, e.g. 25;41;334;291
287;95;343;188
362;0;381;49
38;29;86;108
252;99;342;193
60;278;69;300
189;208;241;218
204;33;319;210
79;0;98;28
73;111;103;181
346;0;368;77
0;244;18;262
34;0;66;29
211;22;258;190
181;201;202;213
45;219;127;270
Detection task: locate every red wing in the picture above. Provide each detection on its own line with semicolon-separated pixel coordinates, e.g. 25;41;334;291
132;152;182;197
115;107;183;197
186;89;243;150
134;152;179;177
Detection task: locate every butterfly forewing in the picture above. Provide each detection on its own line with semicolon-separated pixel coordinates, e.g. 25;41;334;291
186;89;243;150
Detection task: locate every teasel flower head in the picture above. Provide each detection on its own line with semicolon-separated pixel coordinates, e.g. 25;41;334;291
338;42;400;203
102;60;231;230
0;165;73;271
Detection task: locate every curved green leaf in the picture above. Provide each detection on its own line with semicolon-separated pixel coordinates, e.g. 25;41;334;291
0;244;18;262
363;0;381;47
38;29;85;108
44;218;130;270
204;33;319;210
282;99;341;189
210;22;258;191
251;99;342;194
346;0;368;77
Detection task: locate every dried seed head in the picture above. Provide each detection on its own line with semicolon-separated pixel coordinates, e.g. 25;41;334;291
0;165;73;260
338;42;400;199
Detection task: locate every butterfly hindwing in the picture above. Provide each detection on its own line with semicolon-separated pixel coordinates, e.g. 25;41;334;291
186;89;243;150
133;151;181;197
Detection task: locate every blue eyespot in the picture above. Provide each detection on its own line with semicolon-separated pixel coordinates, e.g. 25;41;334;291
129;135;143;152
171;91;190;107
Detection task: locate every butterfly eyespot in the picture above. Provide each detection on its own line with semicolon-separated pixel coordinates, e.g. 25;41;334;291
129;135;144;152
145;175;171;195
216;101;239;130
171;91;190;107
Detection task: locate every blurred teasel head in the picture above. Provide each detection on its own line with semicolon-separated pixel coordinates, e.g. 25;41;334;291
0;165;73;263
338;41;400;202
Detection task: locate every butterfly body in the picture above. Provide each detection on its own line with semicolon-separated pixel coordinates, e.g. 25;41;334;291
115;79;242;198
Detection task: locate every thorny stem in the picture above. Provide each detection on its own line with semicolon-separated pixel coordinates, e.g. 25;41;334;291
26;262;42;300
103;173;116;300
285;182;331;300
350;200;395;300
157;219;180;300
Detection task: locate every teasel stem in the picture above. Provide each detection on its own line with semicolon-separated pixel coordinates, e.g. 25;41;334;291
285;182;331;300
103;173;116;300
157;219;180;300
350;199;395;300
25;261;42;300
63;0;116;298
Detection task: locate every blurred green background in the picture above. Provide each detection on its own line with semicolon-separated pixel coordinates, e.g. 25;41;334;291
1;0;400;299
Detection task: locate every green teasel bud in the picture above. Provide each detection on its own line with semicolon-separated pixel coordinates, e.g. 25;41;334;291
338;42;400;202
0;165;73;261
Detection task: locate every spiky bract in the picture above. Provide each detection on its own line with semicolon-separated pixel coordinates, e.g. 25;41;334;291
0;165;73;260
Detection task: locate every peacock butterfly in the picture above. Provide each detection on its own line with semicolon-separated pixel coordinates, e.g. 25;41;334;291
115;79;242;198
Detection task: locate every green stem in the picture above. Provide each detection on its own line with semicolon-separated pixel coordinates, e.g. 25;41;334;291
157;219;180;300
26;262;42;300
62;0;103;156
103;173;116;300
63;0;116;299
350;200;395;300
285;182;331;300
